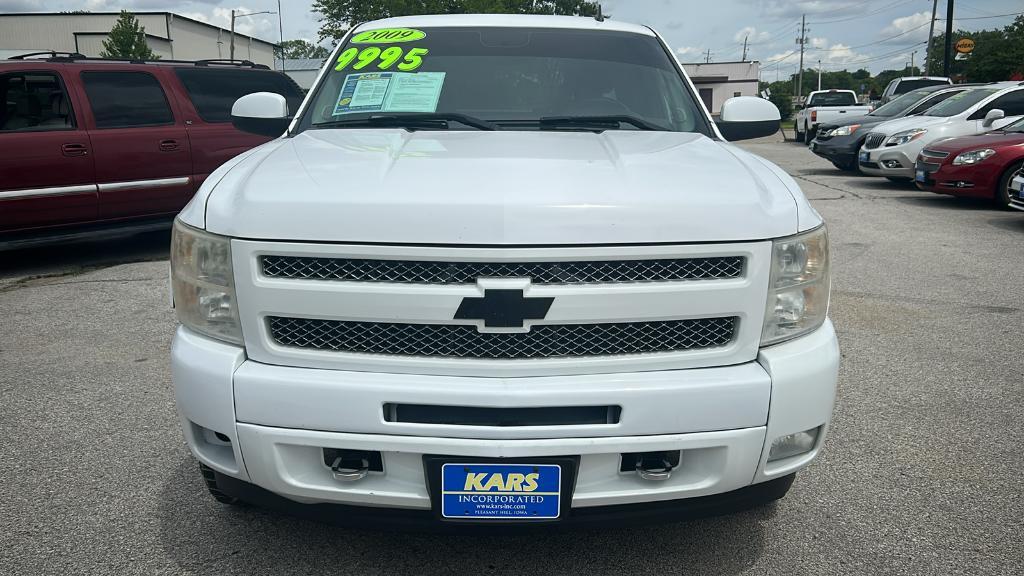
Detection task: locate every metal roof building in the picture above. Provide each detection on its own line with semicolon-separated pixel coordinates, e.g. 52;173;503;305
0;12;277;67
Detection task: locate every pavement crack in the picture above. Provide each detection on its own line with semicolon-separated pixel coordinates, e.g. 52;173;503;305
793;174;864;199
835;289;1020;314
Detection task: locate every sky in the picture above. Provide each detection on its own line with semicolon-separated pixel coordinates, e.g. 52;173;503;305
4;0;1022;76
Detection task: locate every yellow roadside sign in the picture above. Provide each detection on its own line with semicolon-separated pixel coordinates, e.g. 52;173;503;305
955;38;975;54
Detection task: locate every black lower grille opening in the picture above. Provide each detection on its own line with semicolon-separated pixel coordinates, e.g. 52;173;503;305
322;448;384;472
620;450;682;472
267;316;737;359
384;404;621;427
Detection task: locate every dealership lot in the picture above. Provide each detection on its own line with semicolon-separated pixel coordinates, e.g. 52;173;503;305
1;134;1022;575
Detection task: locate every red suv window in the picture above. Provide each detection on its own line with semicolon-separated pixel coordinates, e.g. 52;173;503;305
0;71;75;132
81;71;174;128
174;68;304;123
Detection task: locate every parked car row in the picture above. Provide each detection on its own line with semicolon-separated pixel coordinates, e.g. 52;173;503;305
809;80;1024;211
0;53;304;248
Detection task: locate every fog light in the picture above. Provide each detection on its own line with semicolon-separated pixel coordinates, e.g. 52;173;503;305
883;160;902;169
768;427;820;462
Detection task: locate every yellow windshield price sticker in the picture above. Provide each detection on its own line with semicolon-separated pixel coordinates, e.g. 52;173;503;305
336;47;428;72
351;28;426;44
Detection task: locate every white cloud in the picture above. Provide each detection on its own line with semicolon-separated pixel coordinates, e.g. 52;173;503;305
882;11;932;41
676;46;702;57
733;26;772;43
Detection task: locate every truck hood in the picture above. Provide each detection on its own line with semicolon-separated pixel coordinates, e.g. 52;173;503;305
201;129;802;245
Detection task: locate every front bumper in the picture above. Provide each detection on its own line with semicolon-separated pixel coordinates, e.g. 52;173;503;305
172;321;839;515
859;146;916;178
810;135;860;165
914;159;999;199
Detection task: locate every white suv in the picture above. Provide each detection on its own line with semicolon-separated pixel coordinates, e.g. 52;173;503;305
170;14;838;526
859;83;1024;181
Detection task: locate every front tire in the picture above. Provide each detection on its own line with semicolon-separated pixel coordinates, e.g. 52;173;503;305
199;462;241;505
996;160;1024;209
793;121;805;143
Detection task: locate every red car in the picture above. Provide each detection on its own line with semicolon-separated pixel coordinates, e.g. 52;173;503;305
914;118;1024;208
0;53;304;248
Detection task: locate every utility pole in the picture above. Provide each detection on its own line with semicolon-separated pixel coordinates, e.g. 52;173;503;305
943;0;954;77
910;50;917;74
704;48;711;63
817;59;822;91
742;35;749;61
796;14;808;102
925;0;939;73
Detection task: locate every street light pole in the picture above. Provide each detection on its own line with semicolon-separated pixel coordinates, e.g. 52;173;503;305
276;0;284;71
817;59;821;91
230;9;277;62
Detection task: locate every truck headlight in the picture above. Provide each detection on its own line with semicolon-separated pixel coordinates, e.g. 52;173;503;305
952;148;995;165
826;124;860;137
170;219;242;345
761;226;830;346
885;128;926;146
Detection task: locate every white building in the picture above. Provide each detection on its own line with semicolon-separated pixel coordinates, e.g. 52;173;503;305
275;58;328;91
0;12;277;67
682;61;761;116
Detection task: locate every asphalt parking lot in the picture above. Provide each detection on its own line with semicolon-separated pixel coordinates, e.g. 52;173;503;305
1;133;1022;575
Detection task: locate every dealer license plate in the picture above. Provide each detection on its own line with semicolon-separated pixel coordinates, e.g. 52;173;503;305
915;169;927;183
859;151;869;163
441;463;561;520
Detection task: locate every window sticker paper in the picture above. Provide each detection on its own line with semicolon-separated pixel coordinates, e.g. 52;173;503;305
333;72;446;116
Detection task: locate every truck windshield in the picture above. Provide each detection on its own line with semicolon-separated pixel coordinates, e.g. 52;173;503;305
922;88;998;117
298;26;709;134
807;92;856;107
870;89;936;117
893;79;949;94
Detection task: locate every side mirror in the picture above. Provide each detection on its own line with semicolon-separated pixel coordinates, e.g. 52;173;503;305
982;108;1005;127
231;92;290;137
716;96;781;141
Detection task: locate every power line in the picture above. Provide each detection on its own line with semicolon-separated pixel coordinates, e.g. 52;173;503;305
810;0;920;25
812;19;932;51
938;11;1024;20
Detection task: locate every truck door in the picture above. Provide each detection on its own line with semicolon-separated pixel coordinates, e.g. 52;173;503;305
0;67;97;233
77;68;193;219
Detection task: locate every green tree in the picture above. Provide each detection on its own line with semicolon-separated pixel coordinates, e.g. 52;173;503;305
926;16;1024;81
313;0;600;43
278;39;331;60
100;10;159;60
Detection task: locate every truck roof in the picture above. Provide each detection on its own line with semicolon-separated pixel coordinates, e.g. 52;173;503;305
353;14;656;36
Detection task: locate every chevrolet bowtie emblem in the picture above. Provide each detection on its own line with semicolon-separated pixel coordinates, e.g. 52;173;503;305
454;289;554;328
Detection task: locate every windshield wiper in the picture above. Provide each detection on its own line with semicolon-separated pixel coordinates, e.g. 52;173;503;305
538;115;669;131
313;113;497;131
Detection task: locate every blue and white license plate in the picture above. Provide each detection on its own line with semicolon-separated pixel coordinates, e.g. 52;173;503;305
441;463;561;520
915;169;927;183
1011;175;1024;198
859;151;869;163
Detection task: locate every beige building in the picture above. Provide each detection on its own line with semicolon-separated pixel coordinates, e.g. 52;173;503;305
0;12;277;67
682;61;761;116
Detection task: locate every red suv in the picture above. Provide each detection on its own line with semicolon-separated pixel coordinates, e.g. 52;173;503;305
914;117;1024;208
0;53;304;247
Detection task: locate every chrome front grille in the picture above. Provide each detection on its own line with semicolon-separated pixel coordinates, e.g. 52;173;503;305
919;149;950;162
864;133;886;149
268;316;738;360
261;255;745;285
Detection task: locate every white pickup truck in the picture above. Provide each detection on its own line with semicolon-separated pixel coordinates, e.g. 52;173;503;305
794;89;873;142
170;14;838;527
